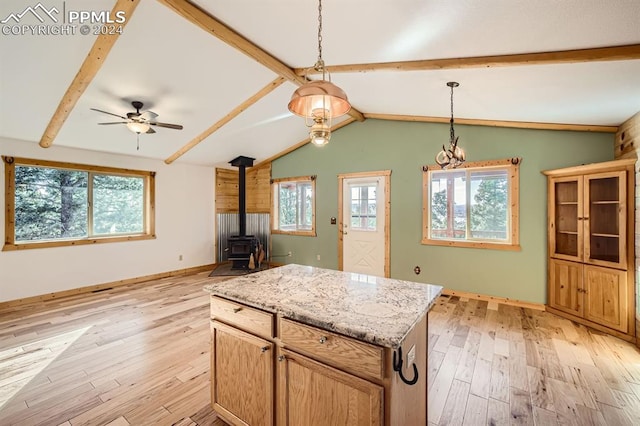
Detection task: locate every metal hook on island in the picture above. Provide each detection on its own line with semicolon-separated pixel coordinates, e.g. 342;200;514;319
392;346;419;386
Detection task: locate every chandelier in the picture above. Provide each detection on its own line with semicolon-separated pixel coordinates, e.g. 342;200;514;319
288;0;351;146
435;82;465;169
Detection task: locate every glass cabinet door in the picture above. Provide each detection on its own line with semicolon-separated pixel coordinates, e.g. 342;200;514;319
584;171;626;269
551;177;582;260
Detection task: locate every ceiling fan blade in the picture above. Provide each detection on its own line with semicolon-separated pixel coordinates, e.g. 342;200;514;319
90;108;127;120
139;111;158;121
146;127;156;134
150;122;183;130
98;122;128;125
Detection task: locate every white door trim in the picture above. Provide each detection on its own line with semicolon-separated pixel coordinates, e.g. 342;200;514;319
338;170;391;277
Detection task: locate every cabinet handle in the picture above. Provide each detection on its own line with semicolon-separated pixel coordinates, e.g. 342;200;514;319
261;346;269;353
278;355;285;362
319;336;327;344
233;307;243;313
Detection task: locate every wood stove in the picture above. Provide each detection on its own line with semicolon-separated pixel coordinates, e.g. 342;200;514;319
227;156;260;270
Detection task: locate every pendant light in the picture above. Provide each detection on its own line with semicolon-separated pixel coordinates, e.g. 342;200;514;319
288;0;351;146
435;82;466;169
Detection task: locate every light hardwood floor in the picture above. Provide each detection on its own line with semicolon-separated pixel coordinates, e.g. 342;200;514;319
428;295;640;425
1;272;639;425
0;272;229;426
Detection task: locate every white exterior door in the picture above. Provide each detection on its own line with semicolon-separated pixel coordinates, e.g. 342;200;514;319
341;176;387;277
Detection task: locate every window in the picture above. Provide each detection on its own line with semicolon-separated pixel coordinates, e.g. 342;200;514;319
3;156;155;251
422;158;520;250
350;184;377;231
271;175;316;236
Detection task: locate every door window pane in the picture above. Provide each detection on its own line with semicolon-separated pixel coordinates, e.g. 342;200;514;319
350;184;377;231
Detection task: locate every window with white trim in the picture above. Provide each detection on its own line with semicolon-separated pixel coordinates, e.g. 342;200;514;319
271;175;316;236
422;158;521;250
3;156;155;251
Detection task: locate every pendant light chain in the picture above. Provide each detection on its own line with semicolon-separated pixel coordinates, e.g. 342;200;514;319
449;84;455;143
317;0;323;63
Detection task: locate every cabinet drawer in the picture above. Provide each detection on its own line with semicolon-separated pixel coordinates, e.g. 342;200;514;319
210;296;274;338
279;318;384;380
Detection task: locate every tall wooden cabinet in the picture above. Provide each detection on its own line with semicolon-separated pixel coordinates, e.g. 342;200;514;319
544;159;636;340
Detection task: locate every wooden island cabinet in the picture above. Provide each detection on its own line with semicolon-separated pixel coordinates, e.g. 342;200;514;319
544;159;636;340
204;264;443;426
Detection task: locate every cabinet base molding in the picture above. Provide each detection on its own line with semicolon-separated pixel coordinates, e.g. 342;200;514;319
546;305;636;343
442;289;545;311
0;263;216;309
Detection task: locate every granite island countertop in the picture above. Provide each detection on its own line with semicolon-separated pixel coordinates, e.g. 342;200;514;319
203;264;443;348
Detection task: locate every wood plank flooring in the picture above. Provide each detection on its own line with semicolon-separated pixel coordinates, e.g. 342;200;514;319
0;272;229;426
1;272;639;425
428;295;640;425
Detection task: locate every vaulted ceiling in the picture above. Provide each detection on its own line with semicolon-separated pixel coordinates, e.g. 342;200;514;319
1;0;639;168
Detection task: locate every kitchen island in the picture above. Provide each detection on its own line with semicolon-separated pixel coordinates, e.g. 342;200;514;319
204;264;443;426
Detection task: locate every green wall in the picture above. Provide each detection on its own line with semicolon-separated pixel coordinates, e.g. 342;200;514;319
271;119;614;304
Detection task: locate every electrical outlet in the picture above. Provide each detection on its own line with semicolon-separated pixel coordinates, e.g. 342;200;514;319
316;254;321;261
178;254;183;261
287;251;292;257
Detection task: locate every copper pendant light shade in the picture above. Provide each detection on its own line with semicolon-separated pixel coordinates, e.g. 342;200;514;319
288;80;351;119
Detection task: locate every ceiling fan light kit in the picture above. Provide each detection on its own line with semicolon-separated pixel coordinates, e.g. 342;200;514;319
126;121;150;134
288;0;351;146
435;81;466;169
91;101;183;150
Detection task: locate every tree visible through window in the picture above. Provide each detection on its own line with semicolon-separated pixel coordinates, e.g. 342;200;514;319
271;175;316;236
423;159;520;250
3;157;155;250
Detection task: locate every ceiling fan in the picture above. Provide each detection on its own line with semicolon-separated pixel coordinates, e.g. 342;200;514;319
91;101;183;135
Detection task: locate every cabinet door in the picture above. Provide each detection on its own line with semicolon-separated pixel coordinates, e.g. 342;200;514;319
548;258;583;317
583;171;627;269
277;348;383;426
211;320;273;426
583;265;628;333
549;176;583;262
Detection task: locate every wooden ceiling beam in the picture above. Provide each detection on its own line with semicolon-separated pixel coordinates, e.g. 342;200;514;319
39;0;140;148
295;44;640;75
165;77;287;164
254;117;357;168
156;0;365;122
364;113;618;133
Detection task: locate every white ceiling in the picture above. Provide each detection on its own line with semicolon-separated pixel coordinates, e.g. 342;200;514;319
1;0;639;168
